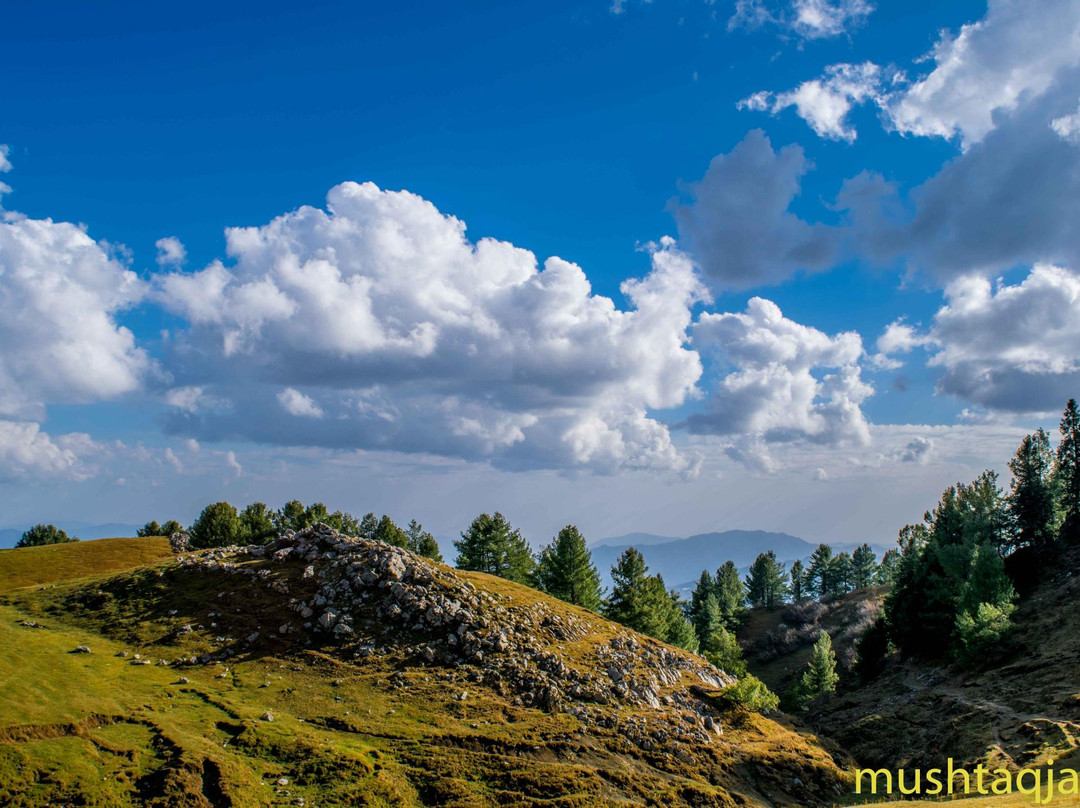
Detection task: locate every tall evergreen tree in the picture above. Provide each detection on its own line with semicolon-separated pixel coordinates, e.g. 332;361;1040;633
604;548;670;639
833;552;853;594
533;525;603;610
664;591;700;653
850;544;877;589
405;519;443;562
789;559;808;600
876;548;901;585
715;560;745;623
454;512;535;584
745;551;788;609
690;570;717;632
693;592;724;649
807;543;835;599
359;512;379;540
1057;399;1080;542
1007;429;1056;550
799;631;839;701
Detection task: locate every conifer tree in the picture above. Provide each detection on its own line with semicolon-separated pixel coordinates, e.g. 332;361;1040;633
1008;429;1056;550
789;559;808;600
799;631;839;701
833;552;853;594
405;519;443;562
702;624;747;677
664;591;700;653
359;512;379;540
1057;399;1080;542
693;592;723;648
745;551;788;609
690;569;717;633
807;543;835;599
533;525;603;610
603;549;676;640
715;560;745;623
454;512;536;584
372;515;409;548
850;543;877;589
876;548;901;585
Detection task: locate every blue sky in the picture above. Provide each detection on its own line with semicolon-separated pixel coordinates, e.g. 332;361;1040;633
3;0;1079;547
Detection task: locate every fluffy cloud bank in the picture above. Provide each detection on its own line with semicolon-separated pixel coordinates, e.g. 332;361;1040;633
157;182;708;474
0;207;150;420
684;297;873;471
874;265;1080;413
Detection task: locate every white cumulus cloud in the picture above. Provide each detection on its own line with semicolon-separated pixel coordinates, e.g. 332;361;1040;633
156;182;708;474
685;297;873;459
0;211;151;419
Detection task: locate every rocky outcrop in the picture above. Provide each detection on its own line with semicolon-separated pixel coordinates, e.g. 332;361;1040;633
177;524;737;751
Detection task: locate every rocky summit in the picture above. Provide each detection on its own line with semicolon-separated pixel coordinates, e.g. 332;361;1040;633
181;523;734;747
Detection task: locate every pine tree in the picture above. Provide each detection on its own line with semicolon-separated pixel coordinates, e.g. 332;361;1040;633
304;502;330;525
850;544;877;589
664;591;699;653
604;549;670;639
454;512;535;584
1008;429;1056;550
405;519;443;562
807;543;835;599
833;552;853;594
533;525;603;610
693;592;724;649
885;471;1008;659
876;548;901;584
690;569;717;636
789;559;808;600
372;515;409;548
327;510;361;536
799;631;839;702
745;551;788;609
715;560;745;623
702;624;747;677
1057;399;1080;542
359;512;379;540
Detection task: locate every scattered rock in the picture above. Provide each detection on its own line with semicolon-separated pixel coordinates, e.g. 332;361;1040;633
261;712;275;722
72;645;92;654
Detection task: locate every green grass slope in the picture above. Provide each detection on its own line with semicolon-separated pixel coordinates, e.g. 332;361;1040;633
0;530;852;808
0;537;172;593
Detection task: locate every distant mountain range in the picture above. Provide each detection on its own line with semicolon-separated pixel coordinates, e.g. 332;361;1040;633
590;530;893;593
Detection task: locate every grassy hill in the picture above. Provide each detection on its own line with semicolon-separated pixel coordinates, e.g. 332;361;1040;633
0;529;853;807
0;537;172;593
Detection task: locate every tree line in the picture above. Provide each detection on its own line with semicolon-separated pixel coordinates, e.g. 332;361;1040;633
861;398;1080;671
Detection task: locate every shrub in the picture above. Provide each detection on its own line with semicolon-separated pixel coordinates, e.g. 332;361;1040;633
718;675;779;712
954;601;1015;667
